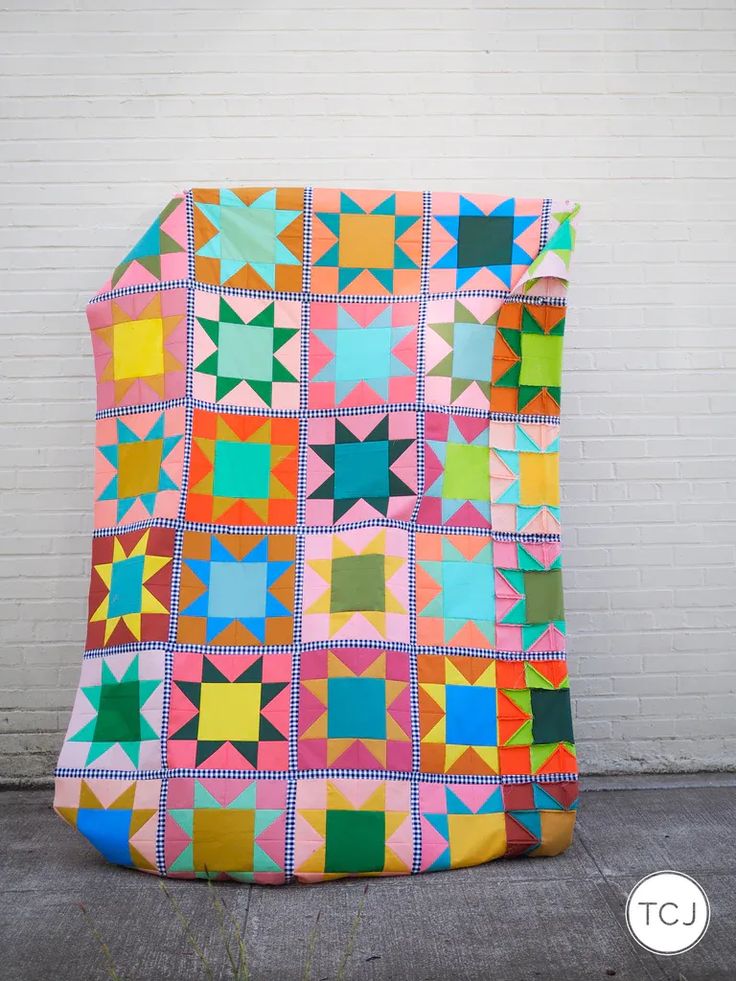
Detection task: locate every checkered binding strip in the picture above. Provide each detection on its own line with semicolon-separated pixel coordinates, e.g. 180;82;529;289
56;766;579;786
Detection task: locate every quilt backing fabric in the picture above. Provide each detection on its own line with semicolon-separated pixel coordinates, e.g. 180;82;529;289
55;186;580;883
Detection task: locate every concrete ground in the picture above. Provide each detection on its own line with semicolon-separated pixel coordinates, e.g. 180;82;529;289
1;775;735;981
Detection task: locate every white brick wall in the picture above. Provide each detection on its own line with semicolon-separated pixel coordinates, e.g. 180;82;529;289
1;0;735;780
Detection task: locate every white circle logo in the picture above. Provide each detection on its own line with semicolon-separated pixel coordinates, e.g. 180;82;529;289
625;871;710;955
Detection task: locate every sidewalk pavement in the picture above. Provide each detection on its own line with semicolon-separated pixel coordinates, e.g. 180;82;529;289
1;775;735;981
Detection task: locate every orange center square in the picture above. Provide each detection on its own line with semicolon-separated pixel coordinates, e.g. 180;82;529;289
338;214;395;269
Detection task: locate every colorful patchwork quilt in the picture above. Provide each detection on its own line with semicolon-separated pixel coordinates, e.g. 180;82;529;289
55;187;580;883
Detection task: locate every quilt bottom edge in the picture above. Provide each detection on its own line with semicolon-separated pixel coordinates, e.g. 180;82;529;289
52;772;579;885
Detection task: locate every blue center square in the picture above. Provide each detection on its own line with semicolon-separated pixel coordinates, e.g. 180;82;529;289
327;677;387;739
207;560;267;619
76;808;133;867
442;562;495;621
108;555;145;617
333;440;390;500
445;684;497;746
334;327;393;382
451;322;495;380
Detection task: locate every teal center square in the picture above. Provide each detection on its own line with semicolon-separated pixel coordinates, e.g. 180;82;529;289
217;323;274;382
530;688;574;744
334;327;393;381
456;215;514;268
220;207;276;263
451;321;495;380
92;681;142;743
213;440;271;499
442;561;494;621
324;809;386;872
330;554;385;613
108;555;145;617
445;684;497;746
207;560;268;619
326;677;387;739
333;440;390;500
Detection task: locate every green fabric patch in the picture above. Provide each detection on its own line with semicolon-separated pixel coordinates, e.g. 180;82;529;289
324;810;385;872
442;442;490;501
530;688;574;744
330;554;385;613
217;323;274;382
519;334;563;388
524;569;564;623
456;215;514;267
93;681;143;742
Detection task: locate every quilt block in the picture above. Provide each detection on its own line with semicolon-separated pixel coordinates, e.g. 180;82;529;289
56;186;580;883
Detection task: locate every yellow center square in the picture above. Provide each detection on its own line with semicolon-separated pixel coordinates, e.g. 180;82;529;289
338;214;395;269
117;439;163;498
192;809;254;872
197;682;261;741
447;813;505;867
113;318;165;379
519;452;560;507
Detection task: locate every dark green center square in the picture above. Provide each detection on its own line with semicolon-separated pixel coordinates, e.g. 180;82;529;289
530;688;574;744
524;569;564;623
330;554;385;613
92;681;142;742
456;215;514;268
324;810;385;872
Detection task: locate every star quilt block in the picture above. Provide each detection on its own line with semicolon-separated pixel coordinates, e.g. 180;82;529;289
294;778;412;880
489;418;561;534
305;412;417;523
311;189;423;295
58;650;164;770
417;653;499;774
302;528;410;643
85;527;173;650
491;301;567;415
105;195;187;291
186;409;299;526
55;777;160;872
298;648;412;769
177;532;296;646
193;187;303;290
165;777;288;882
418;413;492;528
168;652;291;770
424;296;501;410
416;533;496;649
87;288;187;410
308;300;418;408
193;291;301;409
429;193;543;292
418;783;505;872
93;406;185;528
